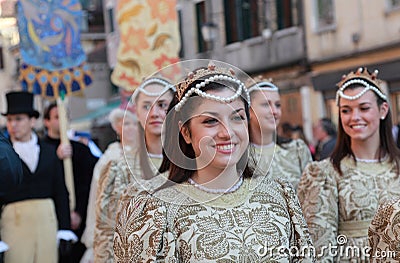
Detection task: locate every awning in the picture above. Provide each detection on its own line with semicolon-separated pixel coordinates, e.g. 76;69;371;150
312;59;400;92
70;101;120;130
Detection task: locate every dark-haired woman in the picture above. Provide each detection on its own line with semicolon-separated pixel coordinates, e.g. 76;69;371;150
113;62;314;262
298;67;400;262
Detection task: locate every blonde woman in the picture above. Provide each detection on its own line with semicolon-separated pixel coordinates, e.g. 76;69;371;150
93;77;175;262
80;108;137;263
248;78;312;190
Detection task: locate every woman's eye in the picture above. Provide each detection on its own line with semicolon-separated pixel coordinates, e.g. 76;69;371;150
360;107;370;111
275;103;281;108
340;109;349;114
158;102;168;109
233;114;245;121
143;105;151;110
203;118;218;124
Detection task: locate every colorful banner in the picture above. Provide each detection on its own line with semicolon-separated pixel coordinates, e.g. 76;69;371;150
111;0;181;91
17;0;92;98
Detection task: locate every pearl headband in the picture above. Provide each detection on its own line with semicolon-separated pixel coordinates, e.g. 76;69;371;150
247;81;279;93
175;62;251;112
131;77;175;101
336;67;387;105
175;74;250;111
335;79;387;105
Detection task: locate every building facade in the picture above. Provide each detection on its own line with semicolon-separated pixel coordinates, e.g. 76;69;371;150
177;0;400;142
177;0;320;141
304;0;400;125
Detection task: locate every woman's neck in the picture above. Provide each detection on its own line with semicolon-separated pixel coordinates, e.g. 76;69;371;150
250;128;274;146
191;165;241;190
351;138;382;160
145;133;162;155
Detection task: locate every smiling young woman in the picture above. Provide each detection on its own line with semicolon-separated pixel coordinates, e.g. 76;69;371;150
247;78;312;191
113;61;314;262
298;67;400;262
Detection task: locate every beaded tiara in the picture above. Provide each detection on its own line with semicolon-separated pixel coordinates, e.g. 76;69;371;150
175;61;250;111
336;67;387;105
247;76;278;93
131;76;175;101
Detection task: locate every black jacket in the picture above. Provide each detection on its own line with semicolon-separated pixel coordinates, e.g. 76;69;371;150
1;138;71;229
44;136;98;237
0;132;23;197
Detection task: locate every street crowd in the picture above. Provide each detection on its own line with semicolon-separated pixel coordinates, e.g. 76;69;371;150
1;60;400;262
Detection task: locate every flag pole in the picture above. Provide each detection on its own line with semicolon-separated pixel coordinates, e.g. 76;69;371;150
57;91;75;211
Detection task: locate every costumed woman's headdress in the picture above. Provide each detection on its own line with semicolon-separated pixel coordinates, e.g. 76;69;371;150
247;75;279;93
336;67;387;105
175;61;250;111
131;76;176;101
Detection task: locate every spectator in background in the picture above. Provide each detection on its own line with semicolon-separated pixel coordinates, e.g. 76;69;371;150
80;108;138;263
2;91;73;263
291;124;316;157
43;102;99;263
280;121;293;139
67;130;103;158
313;117;337;161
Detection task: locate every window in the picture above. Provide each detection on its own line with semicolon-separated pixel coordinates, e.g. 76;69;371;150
224;0;260;44
178;9;184;57
263;0;299;32
108;8;114;33
195;1;208;52
314;0;335;30
79;0;105;33
276;0;293;29
387;0;400;10
0;47;3;69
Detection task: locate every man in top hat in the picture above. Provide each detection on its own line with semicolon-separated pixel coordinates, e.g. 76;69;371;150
1;91;75;263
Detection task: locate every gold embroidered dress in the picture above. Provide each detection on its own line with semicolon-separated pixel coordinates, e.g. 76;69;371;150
81;142;122;252
298;157;400;262
113;176;315;262
252;139;312;190
368;197;400;262
94;149;162;263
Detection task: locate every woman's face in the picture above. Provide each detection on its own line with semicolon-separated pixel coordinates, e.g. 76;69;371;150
181;88;249;171
339;87;388;143
135;84;173;138
250;90;281;134
121;115;138;145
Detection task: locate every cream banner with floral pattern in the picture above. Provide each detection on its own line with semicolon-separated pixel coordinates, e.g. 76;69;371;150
111;0;181;91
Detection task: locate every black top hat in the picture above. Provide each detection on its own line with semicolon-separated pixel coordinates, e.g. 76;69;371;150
2;91;40;118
